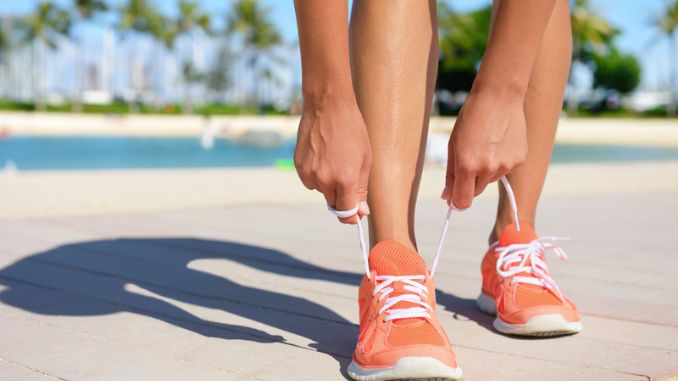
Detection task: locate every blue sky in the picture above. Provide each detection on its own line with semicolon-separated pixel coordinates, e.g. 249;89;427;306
0;0;675;91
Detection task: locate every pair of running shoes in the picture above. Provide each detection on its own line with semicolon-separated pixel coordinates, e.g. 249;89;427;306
330;179;581;381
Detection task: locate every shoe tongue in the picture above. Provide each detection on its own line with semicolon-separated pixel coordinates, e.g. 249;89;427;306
498;222;537;247
498;222;543;283
368;240;426;276
368;240;428;326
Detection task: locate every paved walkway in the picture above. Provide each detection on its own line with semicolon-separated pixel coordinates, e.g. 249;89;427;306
1;181;677;380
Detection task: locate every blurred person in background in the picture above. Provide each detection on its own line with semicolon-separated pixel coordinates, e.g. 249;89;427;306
293;0;580;379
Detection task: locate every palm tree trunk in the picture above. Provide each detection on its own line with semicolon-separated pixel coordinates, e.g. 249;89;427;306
567;49;581;116
72;38;83;113
252;53;260;114
33;41;45;112
182;75;192;114
669;30;677;116
182;36;194;115
129;34;140;114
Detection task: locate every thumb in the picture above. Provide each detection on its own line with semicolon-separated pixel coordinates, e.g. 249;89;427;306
357;161;370;217
357;183;369;217
442;139;455;202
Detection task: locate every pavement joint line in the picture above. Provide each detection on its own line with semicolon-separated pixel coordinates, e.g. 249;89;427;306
6;255;678;359
24;253;678;341
0;284;354;364
456;344;658;378
7;238;677;297
0;273;355;362
0;275;287;354
8;233;678;330
0;296;259;379
15;248;678;352
5;207;677;286
2;276;674;378
24;256;358;327
5;235;678;332
7;224;675;297
571;335;678;353
0;356;68;381
578;311;678;329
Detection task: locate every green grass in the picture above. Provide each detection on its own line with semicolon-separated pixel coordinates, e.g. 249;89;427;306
567;107;678;119
0;100;35;111
0;99;674;118
0;100;288;116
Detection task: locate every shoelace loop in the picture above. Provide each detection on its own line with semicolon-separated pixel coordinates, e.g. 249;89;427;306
373;275;432;321
328;176;522;321
495;236;569;301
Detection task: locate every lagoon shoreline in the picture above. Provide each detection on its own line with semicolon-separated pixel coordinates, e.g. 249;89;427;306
1;112;678;147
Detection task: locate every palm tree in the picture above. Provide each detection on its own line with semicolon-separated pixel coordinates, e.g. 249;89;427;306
0;17;10;99
174;0;211;114
650;0;678;116
0;22;7;57
75;0;108;19
21;1;72;111
71;0;109;112
118;0;164;111
203;44;233;103
569;0;618;113
437;4;491;95
227;0;282;112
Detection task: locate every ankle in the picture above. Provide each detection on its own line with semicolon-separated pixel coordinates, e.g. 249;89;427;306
489;215;535;246
370;234;418;254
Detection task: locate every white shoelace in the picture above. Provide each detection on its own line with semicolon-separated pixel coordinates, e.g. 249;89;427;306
494;236;569;301
327;176;523;321
373;275;432;321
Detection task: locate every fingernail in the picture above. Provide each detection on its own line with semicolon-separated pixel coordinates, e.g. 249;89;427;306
451;200;469;211
360;201;370;215
440;186;450;200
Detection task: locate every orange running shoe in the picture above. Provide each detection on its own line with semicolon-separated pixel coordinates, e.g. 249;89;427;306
477;222;582;336
348;240;462;381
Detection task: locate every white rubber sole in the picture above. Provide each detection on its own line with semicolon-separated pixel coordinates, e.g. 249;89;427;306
476;293;582;337
348;357;463;381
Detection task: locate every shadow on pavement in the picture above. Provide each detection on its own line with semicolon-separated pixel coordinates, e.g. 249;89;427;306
0;238;490;377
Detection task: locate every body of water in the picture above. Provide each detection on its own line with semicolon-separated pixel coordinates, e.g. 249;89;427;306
1;136;678;171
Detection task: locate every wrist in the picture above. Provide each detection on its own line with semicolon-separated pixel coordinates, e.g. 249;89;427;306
470;76;528;102
302;81;357;111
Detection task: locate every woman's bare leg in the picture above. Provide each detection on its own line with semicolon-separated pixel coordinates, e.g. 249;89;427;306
491;0;572;242
349;0;438;252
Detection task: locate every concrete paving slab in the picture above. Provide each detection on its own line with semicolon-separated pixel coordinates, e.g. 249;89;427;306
1;187;677;380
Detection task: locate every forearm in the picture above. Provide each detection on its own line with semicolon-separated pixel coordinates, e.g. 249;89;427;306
473;0;558;96
293;0;355;106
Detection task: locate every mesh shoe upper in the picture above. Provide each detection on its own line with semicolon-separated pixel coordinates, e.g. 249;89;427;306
354;240;456;368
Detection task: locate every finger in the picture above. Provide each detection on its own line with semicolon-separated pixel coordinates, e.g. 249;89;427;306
441;175;454;201
488;165;510;184
325;187;357;224
299;175;317;191
358;201;370;217
336;184;359;225
452;172;475;210
357;167;370;217
474;174;493;197
442;141;455;201
322;186;337;211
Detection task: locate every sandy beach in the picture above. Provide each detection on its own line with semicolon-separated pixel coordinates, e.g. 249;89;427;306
2;111;678;146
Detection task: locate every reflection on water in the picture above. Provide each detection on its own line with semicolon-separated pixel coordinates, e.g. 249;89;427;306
1;136;678;171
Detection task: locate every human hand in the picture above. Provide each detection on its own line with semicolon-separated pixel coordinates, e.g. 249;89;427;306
441;88;528;209
294;95;372;224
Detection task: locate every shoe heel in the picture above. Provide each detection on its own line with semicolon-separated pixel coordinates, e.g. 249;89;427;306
476;293;497;315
